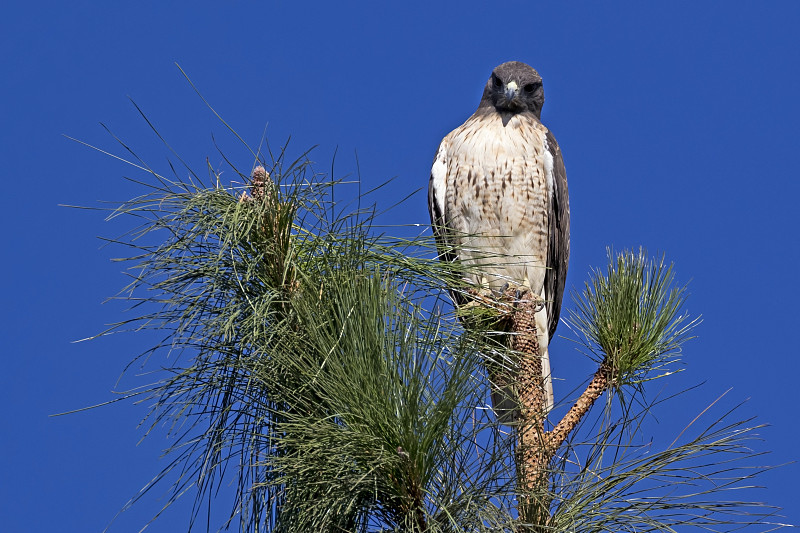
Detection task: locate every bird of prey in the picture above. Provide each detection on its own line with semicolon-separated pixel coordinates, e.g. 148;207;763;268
428;61;570;420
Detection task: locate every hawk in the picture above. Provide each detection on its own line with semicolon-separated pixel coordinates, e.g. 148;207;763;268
428;61;570;420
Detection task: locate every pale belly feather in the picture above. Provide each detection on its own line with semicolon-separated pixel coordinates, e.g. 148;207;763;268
444;113;551;294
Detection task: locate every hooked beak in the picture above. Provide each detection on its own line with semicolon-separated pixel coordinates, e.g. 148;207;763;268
504;81;519;101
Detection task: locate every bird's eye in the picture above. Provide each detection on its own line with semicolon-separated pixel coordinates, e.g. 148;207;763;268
524;83;538;93
493;75;503;88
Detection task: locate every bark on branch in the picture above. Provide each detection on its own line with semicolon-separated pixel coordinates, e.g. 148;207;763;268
507;290;611;528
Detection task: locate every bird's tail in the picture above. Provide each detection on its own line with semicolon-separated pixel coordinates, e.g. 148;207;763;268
489;346;553;425
542;346;554;413
490;372;519;425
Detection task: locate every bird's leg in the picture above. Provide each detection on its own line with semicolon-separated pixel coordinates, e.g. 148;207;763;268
510;276;533;301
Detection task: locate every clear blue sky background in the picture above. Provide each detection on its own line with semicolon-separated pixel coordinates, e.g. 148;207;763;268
2;1;798;531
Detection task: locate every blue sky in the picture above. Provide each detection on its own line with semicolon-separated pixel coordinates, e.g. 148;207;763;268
2;1;798;531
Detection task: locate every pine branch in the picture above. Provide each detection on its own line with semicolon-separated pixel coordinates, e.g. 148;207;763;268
507;291;548;528
506;288;613;530
546;363;609;452
77;107;785;531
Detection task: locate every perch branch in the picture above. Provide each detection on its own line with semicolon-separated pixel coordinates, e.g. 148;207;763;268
505;289;612;528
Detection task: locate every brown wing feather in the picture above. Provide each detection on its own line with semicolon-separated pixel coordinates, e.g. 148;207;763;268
545;129;570;340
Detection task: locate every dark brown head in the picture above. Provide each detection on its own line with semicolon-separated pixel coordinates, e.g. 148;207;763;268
479;61;545;121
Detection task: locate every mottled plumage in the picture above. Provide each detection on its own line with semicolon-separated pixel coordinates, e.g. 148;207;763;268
428;61;570;419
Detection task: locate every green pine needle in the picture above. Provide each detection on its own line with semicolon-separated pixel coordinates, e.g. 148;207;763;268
567;248;700;389
72;99;785;532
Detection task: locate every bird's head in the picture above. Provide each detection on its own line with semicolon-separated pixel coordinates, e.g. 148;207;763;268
480;61;545;121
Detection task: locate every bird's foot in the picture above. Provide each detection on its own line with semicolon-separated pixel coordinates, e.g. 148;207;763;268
458;278;543;329
498;279;544;312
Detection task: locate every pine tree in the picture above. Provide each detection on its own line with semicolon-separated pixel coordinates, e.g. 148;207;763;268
80;121;786;532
